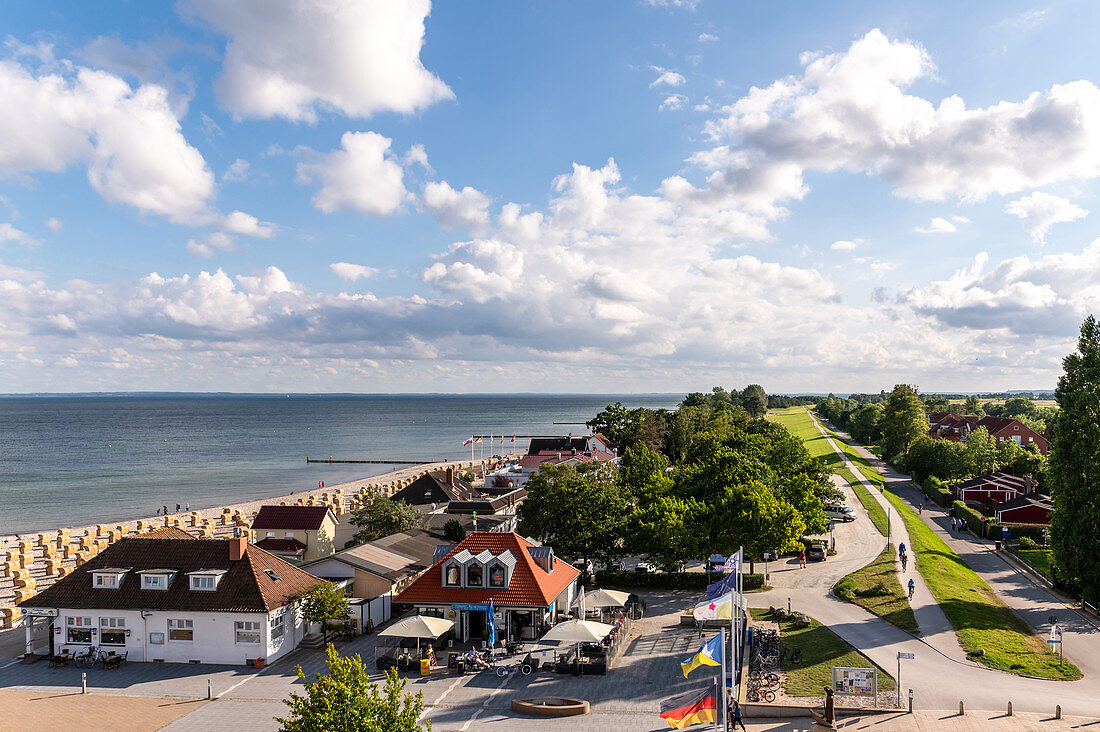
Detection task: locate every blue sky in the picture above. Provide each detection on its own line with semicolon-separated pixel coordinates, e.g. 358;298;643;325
1;0;1099;393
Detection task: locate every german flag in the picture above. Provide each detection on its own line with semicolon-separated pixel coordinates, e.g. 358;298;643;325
658;687;717;729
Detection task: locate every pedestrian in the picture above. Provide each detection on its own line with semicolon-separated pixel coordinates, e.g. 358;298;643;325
919;502;924;515
176;503;181;513
163;505;168;516
799;549;806;569
185;503;190;512
729;698;747;731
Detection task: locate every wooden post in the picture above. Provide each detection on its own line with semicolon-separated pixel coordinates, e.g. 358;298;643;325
1007;701;1013;716
1056;704;1062;719
959;701;964;715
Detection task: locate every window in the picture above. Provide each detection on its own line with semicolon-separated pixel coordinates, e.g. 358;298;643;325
489;565;506;587
143;574;168;590
270;613;285;640
445;565;460;586
191;575;216;591
66;616;93;644
235;621;261;645
168;619;193;642
420;607;445;619
1014;425;1019;430
94;573;119;589
467;564;483;586
284;531;294;538
266;531;275;538
100;617;126;645
264;569;280;581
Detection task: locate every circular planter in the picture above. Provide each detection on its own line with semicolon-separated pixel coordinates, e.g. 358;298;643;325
511;697;590;717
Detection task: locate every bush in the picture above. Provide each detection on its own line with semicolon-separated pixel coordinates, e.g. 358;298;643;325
953;501;988;537
442;519;466;542
593;570;765;592
1001;523;1048;544
1017;536;1038;549
923;476;953;508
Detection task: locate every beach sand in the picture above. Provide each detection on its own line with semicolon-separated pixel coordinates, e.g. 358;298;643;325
0;455;518;547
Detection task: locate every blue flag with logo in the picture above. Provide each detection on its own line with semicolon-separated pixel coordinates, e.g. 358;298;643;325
706;572;737;600
487;598;496;647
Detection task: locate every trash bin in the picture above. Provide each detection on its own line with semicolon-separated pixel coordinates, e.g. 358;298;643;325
747;627;754;647
995;541;1002;551
420;658;431;676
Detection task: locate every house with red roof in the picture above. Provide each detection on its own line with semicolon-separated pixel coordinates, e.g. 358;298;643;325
976;416;1048;456
508;434;618;487
251;505;338;562
393;532;579;643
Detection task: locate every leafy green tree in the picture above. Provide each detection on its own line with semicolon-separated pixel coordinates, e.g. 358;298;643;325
350;495;421;543
740;384;768;418
300;583;350;646
1002;397;1037;418
903;435;971;482
881;384;928;460
965;427;998;475
1050;316;1100;604
963;395;983;415
619;443;700;571
517;462;629;576
924;395;950;413
848;403;884;444
586;401;642;448
442;519;466;542
277;645;429;732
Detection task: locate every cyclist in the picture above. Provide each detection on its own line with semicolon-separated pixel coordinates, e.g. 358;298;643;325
908;578;915;599
898;542;906;555
901;553;908;570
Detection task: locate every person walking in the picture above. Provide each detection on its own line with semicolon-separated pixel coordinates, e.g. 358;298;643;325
799;549;806;569
728;698;747;731
175;503;180;513
162;505;168;516
919;502;924;515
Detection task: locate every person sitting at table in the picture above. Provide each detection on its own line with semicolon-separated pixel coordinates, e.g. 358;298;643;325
465;649;490;670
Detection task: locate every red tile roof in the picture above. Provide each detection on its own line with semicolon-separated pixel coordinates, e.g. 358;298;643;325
394;532;578;608
252;505;334;531
143;526;198;540
19;538;323;613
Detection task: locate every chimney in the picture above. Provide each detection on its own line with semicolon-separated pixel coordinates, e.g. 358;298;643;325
229;537;247;561
446;467;455;486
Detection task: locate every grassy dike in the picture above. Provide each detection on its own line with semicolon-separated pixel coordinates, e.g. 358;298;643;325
834;545;919;635
880;489;1080;680
838;467;888;536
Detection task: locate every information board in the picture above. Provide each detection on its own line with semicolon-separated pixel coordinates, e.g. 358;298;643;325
833;666;876;697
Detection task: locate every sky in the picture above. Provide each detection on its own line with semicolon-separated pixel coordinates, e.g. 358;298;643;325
1;0;1099;394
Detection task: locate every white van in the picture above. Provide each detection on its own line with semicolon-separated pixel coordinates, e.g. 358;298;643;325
825;504;857;522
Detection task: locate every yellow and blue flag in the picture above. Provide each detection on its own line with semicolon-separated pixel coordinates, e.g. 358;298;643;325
680;632;722;678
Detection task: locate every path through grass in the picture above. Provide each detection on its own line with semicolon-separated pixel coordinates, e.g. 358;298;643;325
837;467;888;537
834;545;919;635
749;608;895;697
768;407;843;468
880;490;1080;680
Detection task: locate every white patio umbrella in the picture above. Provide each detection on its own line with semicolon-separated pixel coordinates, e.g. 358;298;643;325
575;588;630;609
540;619;614;643
379;615;455;653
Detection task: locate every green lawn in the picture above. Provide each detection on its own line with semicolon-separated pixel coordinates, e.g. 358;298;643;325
1012;547;1054;580
880;490;1080;680
837;467;888;536
834;545;919;635
768;407;844;468
816;419;886;487
749;608;895;697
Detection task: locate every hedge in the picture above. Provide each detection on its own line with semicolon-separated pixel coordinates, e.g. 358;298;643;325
923;476;953;508
954;500;989;537
593;570;765;592
1001;523;1049;544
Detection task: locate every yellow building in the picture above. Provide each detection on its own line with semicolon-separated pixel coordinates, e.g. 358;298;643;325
252;506;338;563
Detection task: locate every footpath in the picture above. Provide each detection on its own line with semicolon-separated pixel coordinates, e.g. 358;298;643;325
802;409;969;664
820;419;1100;685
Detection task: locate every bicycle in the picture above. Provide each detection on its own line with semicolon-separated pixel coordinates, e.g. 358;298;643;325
908;581;915;600
74;646;100;668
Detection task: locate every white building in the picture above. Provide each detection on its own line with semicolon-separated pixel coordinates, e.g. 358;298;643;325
19;537;322;666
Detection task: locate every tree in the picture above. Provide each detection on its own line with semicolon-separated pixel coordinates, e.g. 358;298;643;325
881;384;928;460
586;401;643;448
300;583;350;646
848;403;884;444
963;395;983;415
619;443;699;571
1002;397;1037;418
517;462;629;576
442;519;466;542
1050;316;1100;604
964;427;998;476
740;384;768;418
277;645;429;732
350;495;421;543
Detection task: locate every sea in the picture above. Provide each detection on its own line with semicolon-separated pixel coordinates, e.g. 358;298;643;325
0;393;683;535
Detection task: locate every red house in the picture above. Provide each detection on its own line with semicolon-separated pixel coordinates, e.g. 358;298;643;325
976;417;1048;456
993;492;1053;525
955;472;1030;508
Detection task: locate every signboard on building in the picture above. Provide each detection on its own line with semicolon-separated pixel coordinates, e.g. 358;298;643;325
20;608;58;617
833;666;877;701
451;604;489;612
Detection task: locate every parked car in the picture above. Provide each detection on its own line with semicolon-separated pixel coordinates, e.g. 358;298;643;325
824;504;857;522
806;543;827;562
635;560;655;573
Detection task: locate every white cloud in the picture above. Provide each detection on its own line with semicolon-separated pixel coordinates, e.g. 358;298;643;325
222;158;250;182
831;240;858;250
44;217;63;232
659;94;689;111
185;231;236;258
0;222;36;246
1004;192;1087;244
698;33;719;42
702;29;1100;209
221;210;277;238
915;216;958;233
642;0;699;8
181;0;453;122
403;143;432;173
422;181;492;232
330;262;379;281
296;131;409;216
650;66;686;88
0;57;215;225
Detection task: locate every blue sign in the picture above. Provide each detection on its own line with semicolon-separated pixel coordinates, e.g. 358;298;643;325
451;603;489;612
1002;527;1011;541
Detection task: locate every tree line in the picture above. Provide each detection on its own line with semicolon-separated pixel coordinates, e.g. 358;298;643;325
519;388;840;573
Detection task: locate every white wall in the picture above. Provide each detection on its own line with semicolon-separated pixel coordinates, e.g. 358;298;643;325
54;604;304;666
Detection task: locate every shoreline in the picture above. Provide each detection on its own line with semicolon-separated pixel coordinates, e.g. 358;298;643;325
0;457;498;547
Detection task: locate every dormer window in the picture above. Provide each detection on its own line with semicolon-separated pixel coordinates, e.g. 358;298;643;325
467;564;483;586
139;570;175;591
92;568;130;590
445;564;460;586
489;565;505;587
188;569;226;592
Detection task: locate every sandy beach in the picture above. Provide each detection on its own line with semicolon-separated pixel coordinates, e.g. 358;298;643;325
0;456;512;548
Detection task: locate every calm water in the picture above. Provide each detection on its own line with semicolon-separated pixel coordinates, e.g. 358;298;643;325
0;394;682;534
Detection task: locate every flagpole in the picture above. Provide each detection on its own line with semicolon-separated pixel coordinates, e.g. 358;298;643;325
718;626;727;730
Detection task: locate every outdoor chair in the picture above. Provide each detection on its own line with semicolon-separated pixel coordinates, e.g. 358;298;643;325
48;650;73;668
103;651;127;669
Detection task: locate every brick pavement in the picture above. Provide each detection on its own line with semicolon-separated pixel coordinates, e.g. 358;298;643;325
0;689;203;732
